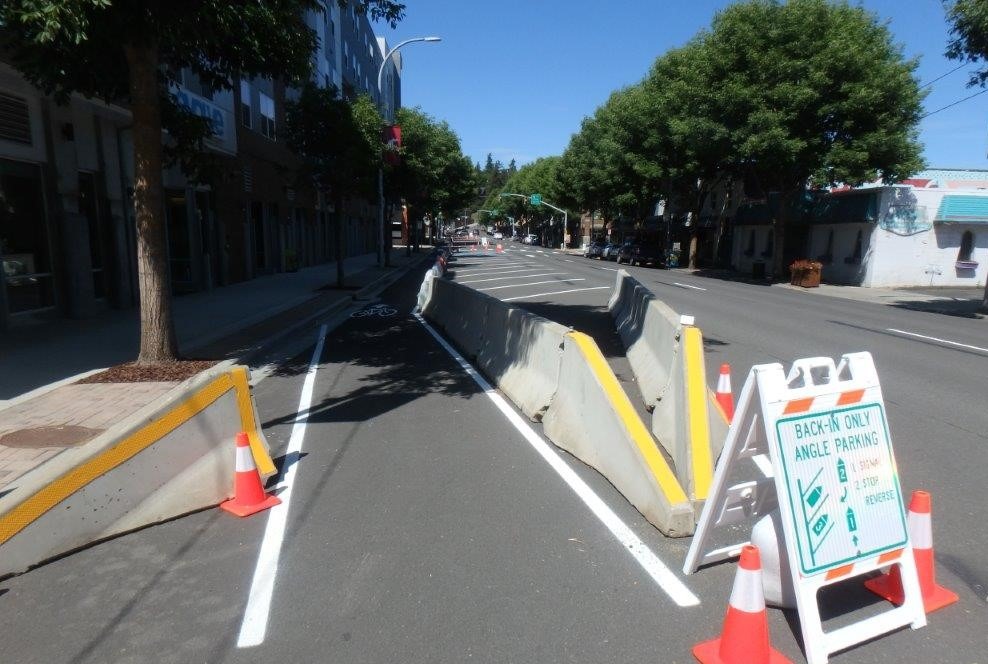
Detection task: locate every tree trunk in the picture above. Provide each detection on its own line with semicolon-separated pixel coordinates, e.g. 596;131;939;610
334;194;345;288
772;192;789;279
125;42;179;364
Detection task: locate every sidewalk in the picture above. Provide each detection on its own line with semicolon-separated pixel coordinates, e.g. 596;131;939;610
0;250;426;404
0;249;429;492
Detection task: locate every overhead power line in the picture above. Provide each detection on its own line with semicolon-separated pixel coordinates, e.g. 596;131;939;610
920;63;967;89
920;88;988;119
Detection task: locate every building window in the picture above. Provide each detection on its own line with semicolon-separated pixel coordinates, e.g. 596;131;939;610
259;92;275;140
0;160;54;313
240;80;252;129
958;230;975;262
744;230;755;256
761;231;773;258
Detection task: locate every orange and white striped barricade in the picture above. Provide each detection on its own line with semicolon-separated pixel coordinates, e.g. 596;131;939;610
684;353;926;664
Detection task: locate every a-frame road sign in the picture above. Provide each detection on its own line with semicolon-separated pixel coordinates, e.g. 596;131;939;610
684;353;926;664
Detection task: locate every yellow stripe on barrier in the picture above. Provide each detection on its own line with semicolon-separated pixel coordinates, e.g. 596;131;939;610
683;327;713;500
0;372;237;547
566;332;689;505
231;366;276;476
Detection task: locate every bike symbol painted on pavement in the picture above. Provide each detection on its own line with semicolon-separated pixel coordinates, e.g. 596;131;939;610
351;303;398;318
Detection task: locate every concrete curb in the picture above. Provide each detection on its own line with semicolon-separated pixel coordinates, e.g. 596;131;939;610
0;364;270;577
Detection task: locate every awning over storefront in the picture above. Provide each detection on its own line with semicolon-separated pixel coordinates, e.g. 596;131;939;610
935;195;988;224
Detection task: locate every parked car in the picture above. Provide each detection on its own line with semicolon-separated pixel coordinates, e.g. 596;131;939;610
602;243;620;260
617;242;666;267
585;240;607;258
524;233;538;245
614;241;635;264
492;232;503;239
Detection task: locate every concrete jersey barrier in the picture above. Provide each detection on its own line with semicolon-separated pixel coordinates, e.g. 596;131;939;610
417;269;693;536
423;276;566;421
608;271;726;509
542;332;694;536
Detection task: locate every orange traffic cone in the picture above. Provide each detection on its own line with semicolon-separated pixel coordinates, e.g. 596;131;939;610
496;243;503;253
220;432;281;517
715;363;735;423
693;545;791;664
864;490;958;613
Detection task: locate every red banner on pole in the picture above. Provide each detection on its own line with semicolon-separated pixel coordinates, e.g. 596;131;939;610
383;125;401;165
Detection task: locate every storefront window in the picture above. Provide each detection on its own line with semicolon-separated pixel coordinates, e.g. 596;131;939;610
165;189;192;283
0;161;55;313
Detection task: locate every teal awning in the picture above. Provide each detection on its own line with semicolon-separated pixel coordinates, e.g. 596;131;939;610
935;195;988;224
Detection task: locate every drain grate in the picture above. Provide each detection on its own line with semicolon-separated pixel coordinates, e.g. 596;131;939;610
0;425;103;449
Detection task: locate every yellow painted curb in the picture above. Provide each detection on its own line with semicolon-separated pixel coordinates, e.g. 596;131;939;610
682;327;714;500
566;332;689;505
0;369;254;547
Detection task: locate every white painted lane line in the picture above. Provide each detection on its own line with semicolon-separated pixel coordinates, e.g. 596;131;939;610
599;267;618;272
673;282;707;292
536;250;545;253
237;325;328;648
503;286;611;302
886;328;988;354
479;279;586;292
523;253;537;257
460;272;567;285
452;267;542;278
564;259;574;263
414;313;700;607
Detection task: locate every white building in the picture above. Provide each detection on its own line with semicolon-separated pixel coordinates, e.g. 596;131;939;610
731;170;988;288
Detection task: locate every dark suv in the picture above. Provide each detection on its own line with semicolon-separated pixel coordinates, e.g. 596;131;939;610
617;242;666;267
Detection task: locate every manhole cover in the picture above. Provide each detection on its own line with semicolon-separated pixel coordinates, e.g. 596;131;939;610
0;425;103;449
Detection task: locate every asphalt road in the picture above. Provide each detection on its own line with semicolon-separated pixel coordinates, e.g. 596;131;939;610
447;243;988;659
1;256;984;663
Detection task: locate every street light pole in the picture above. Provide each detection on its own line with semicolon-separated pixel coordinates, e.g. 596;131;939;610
377;36;441;268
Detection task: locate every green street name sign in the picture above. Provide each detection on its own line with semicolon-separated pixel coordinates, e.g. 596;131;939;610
529;194;542;206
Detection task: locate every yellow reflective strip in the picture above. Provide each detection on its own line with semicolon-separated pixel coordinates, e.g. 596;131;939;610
231;366;275;477
0;373;235;546
683;327;713;500
566;332;689;505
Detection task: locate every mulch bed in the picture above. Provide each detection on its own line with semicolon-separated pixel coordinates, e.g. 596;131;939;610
78;360;218;384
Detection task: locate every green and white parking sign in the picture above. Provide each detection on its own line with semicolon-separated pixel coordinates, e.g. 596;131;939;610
774;402;907;575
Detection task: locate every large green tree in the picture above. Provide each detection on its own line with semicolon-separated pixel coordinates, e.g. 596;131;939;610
702;0;925;276
946;0;988;311
284;84;382;288
391;107;476;243
0;0;403;363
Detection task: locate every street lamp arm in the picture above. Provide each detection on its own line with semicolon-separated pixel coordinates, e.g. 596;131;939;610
377;36;442;100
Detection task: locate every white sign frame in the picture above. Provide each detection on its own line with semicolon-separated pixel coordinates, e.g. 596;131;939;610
685;352;926;664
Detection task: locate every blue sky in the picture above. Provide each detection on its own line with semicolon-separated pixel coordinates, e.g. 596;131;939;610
382;0;988;172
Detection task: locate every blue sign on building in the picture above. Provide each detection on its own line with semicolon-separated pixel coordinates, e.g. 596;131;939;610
172;87;225;138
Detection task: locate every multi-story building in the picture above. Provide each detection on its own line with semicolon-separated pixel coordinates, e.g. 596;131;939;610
0;3;400;331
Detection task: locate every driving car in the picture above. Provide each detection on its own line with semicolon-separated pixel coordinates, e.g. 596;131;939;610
585;239;606;258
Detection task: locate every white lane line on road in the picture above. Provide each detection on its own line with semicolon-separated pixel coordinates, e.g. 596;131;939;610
887;328;988;354
479;279;586;292
503;286;610;302
460;272;567;284
414;313;700;607
564;259;574;262
524;253;537;257
599;267;619;272
237;325;327;648
673;282;707;292
452;267;541;278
